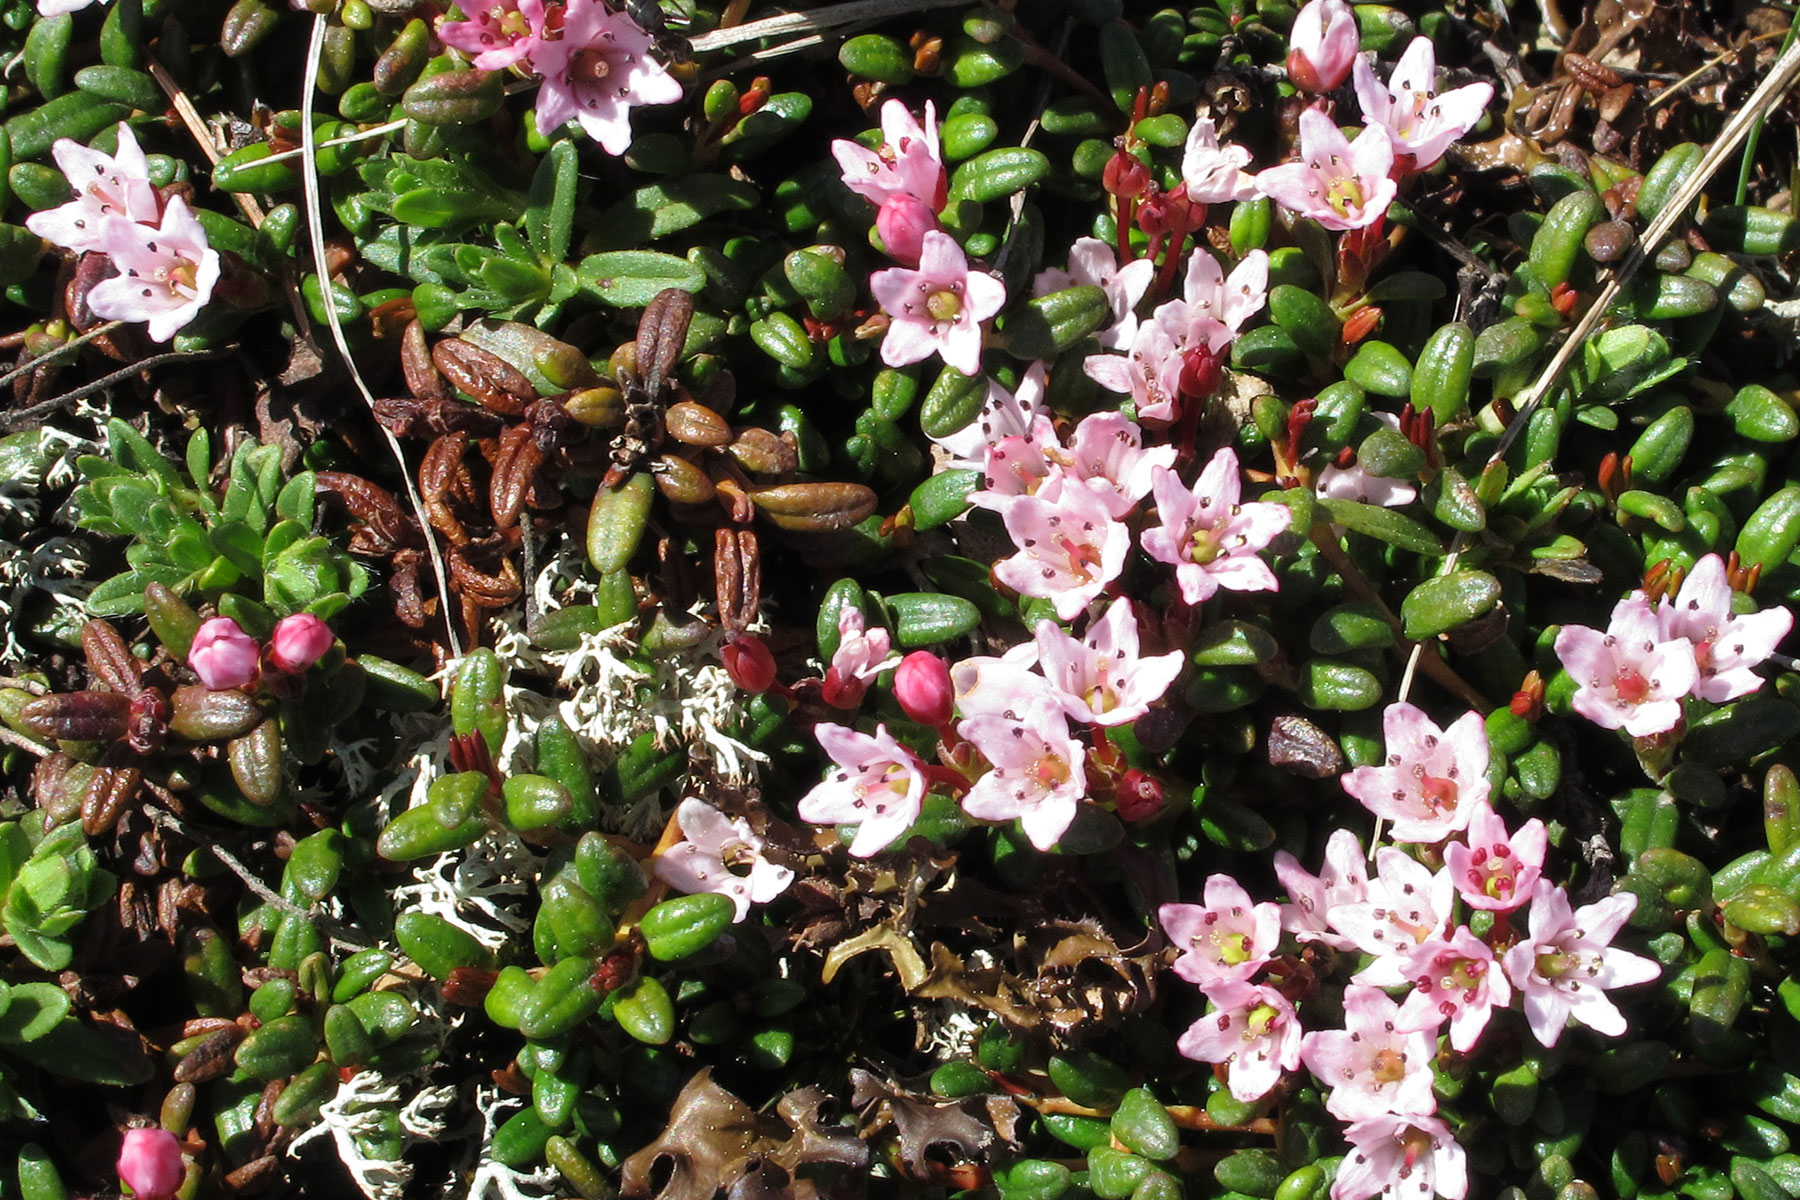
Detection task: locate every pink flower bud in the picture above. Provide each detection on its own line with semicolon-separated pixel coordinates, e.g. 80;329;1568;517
819;665;866;709
1115;769;1164;821
188;618;259;691
268;614;333;673
721;635;778;694
118;1128;184;1200
876;194;939;267
893;652;953;726
1286;0;1359;93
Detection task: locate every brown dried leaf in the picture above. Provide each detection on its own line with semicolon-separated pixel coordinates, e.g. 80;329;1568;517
849;1069;993;1177
619;1070;760;1200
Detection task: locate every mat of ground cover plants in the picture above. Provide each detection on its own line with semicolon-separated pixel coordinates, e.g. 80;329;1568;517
1;0;1800;1196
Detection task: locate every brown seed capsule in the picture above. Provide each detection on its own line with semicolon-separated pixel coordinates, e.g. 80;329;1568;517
82;620;144;696
81;764;142;836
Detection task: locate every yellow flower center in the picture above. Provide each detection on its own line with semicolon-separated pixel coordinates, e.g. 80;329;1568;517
925;288;962;322
1326;175;1365;219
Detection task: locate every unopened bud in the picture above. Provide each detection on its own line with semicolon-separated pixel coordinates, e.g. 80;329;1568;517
721;635;778;694
893;652;954;726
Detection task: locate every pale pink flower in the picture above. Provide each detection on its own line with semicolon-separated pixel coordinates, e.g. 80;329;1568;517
993;483;1130;621
1444;802;1544;913
1286;0;1359;93
1176;980;1303;1102
1083;310;1189;425
1180;247;1270;339
1315;414;1416;507
1034;597;1183;727
269;613;333;673
875;194;938;266
1501;881;1661;1046
930;362;1049;472
967;415;1060;514
436;0;549;71
832;99;946;212
1654;553;1792;703
1159;875;1283;990
1354;38;1494;169
1555;598;1698;736
1181;117;1259;203
654;798;794;922
949;644;1054;720
798;723;927;858
118;1128;184;1200
1274;828;1370;951
1033;237;1156;351
1334;1113;1468;1200
26;124;160;256
1330;847;1454;987
1396;925;1511;1052
86;198;220;343
533;0;683;156
1140;450;1290;605
870;230;1006;376
1057;411;1175;518
1257;108;1398;232
822;607;900;708
958;698;1086;850
189;617;259;690
1340;701;1489;843
1300;985;1438;1121
38;0;102;14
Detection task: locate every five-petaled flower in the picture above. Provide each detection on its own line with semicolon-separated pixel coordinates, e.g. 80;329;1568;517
1501;881;1660;1046
1176;980;1304;1102
86;196;222;343
1300;985;1439;1122
1395;925;1511;1053
26;123;160;256
869;230;1006;376
1140;448;1290;605
1443;801;1544;913
992;483;1130;621
1653;552;1792;703
1160;874;1283;990
1033;597;1184;727
1354;37;1495;169
1340;701;1491;844
1257;107;1398;232
832;99;947;212
1555;597;1698;736
1181;117;1260;204
654;798;794;922
532;0;684;156
1285;0;1359;94
798;723;927;858
1334;1112;1468;1200
958;697;1087;850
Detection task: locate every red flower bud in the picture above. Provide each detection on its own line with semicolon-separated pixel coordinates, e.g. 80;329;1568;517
721;635;777;694
893;652;954;726
1114;769;1164;821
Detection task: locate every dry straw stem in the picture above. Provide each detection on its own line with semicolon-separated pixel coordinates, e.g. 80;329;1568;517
1393;33;1800;707
688;0;966;52
148;61;267;229
301;15;465;659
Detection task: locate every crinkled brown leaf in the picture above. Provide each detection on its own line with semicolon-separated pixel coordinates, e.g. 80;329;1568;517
620;1070;761;1200
849;1068;993;1177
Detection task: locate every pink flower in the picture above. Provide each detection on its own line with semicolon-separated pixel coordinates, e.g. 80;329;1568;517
1315;415;1416;507
533;0;683;156
1354;38;1494;170
118;1128;184;1200
1444;802;1544;913
38;0;102;14
436;0;549;71
1329;847;1453;987
1176;980;1303;1102
1334;1113;1468;1200
653;798;793;922
968;415;1060;514
1034;597;1183;727
1181;117;1259;203
870;231;1006;376
1058;411;1176;519
894;652;954;726
1083;311;1188;425
268;614;333;673
1274;828;1370;951
1256;108;1398;232
958;697;1086;850
1159;875;1283;989
26;124;161;256
1140;450;1290;605
1396;925;1511;1052
1286;0;1359;94
930;363;1049;473
1300;985;1438;1121
1654;553;1792;703
950;644;1054;720
798;723;927;857
876;193;939;266
993;483;1130;621
832;100;947;212
189;617;259;690
1555;598;1698;736
1033;237;1156;351
86;197;220;343
1340;701;1489;843
822;607;900;708
1179;247;1270;339
1501;881;1661;1046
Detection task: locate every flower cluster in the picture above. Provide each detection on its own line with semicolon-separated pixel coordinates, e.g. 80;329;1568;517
1555;553;1792;736
26;124;220;342
436;0;682;154
188;613;334;691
